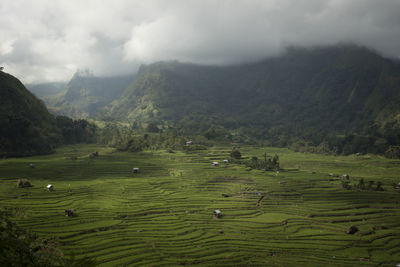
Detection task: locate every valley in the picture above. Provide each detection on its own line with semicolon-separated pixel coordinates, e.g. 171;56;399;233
1;144;400;266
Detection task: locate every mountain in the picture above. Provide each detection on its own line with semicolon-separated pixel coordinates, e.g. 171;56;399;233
27;81;66;98
0;71;60;156
44;71;135;118
105;44;400;152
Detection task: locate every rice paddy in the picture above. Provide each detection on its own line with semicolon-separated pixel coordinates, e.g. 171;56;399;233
1;144;400;266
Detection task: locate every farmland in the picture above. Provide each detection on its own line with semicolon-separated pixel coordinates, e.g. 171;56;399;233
1;145;400;266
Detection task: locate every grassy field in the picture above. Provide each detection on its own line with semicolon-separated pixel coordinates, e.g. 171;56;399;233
1;144;400;266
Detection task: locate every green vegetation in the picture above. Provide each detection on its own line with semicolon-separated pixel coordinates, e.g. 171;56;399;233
1;144;400;266
0;71;60;157
0;71;97;157
0;210;96;266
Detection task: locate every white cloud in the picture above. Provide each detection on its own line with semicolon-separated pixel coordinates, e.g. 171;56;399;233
0;0;399;83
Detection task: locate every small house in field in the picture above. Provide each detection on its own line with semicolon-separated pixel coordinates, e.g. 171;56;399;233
343;174;350;180
47;184;53;192
212;162;219;166
17;178;32;188
133;168;139;173
346;225;358;234
213;210;222;218
223;159;229;163
29;163;35;168
186;140;193;145
65;208;74;217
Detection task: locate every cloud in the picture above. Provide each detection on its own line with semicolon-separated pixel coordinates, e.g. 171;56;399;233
1;0;399;83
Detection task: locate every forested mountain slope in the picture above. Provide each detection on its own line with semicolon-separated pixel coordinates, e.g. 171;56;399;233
0;71;60;156
45;72;135;118
105;45;400;152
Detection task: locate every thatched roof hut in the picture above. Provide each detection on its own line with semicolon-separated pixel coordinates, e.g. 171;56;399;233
17;178;32;188
346;225;358;234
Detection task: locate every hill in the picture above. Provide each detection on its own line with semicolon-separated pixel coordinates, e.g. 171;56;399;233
105;44;400;153
45;71;135;118
0;71;60;156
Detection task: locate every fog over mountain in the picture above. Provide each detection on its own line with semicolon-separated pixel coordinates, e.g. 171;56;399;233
1;0;400;83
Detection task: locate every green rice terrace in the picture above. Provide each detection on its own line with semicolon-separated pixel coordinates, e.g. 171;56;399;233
1;144;400;266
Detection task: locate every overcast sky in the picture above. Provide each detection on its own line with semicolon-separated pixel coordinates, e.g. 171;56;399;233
1;0;400;83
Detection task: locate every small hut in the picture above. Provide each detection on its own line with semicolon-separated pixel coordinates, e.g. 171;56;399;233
17;178;32;188
65;209;75;217
346;225;358;234
186;141;193;146
223;159;229;163
213;210;222;218
212;162;219;166
47;184;53;192
342;174;350;180
132;168;139;173
29;163;35;168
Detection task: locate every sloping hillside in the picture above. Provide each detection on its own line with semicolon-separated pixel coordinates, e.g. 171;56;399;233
46;72;135;118
105;45;400;152
0;71;60;156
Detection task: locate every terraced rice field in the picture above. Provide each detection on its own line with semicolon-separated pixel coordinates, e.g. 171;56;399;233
1;144;400;266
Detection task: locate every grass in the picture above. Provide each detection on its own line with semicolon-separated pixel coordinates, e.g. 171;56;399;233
1;144;400;266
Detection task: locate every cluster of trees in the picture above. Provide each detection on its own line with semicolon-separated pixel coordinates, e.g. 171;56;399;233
55;116;96;144
385;146;400;159
245;153;280;171
341;178;384;191
229;148;280;171
96;122;212;152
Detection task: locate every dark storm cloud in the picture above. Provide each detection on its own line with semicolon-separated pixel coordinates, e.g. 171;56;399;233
1;0;399;83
